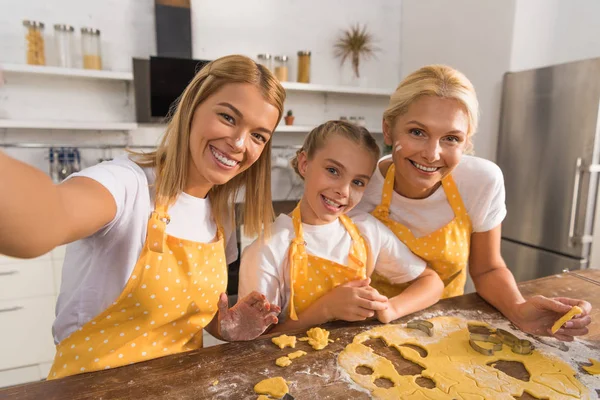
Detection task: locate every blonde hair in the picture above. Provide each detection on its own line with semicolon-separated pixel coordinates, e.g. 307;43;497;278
290;120;380;178
383;65;479;152
132;55;286;236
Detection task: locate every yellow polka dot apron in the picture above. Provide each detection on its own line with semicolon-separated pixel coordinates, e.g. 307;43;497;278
288;204;367;320
48;203;227;379
371;164;472;299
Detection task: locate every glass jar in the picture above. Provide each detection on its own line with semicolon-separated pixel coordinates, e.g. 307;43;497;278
81;27;102;70
257;53;273;72
297;51;311;83
23;20;45;65
274;55;288;82
54;24;74;68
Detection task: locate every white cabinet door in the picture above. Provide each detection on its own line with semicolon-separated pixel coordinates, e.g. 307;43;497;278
0;296;56;370
0;262;55;301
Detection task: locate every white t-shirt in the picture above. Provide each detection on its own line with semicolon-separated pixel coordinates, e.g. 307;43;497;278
53;155;238;343
353;155;507;237
238;212;426;321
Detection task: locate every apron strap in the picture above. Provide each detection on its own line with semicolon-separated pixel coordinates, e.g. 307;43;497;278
440;174;470;220
146;203;170;254
288;204;306;321
338;215;367;277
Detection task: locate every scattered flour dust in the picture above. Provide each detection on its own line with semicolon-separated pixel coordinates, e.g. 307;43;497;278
337;309;600;399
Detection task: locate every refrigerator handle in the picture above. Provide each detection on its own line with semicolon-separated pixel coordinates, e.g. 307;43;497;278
569;159;600;246
568;158;583;247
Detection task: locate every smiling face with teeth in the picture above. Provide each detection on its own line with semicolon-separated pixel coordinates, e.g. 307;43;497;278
382;96;470;199
186;83;279;197
297;134;378;225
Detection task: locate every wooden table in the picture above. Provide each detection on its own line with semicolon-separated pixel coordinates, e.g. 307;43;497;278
2;270;600;400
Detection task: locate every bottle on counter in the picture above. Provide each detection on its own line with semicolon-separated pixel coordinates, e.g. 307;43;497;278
81;27;102;70
49;148;59;183
23;20;46;65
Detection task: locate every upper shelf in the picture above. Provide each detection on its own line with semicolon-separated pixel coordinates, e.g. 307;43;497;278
277;125;382;134
0;119;137;131
0;63;133;81
0;63;392;96
0;120;382;133
281;82;392;96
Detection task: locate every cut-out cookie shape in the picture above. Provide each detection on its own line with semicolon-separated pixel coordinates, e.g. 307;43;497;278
254;377;289;398
275;350;307;367
583;358;600;375
299;327;330;350
272;334;296;349
276;356;292;367
338;317;590;399
551;306;583;334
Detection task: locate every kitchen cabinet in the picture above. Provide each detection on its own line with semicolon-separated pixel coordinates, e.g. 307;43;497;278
0;247;65;388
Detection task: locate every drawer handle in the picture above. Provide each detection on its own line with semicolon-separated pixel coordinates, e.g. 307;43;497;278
0;270;19;277
0;306;23;313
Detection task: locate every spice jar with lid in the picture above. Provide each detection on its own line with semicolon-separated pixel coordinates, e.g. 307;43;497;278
54;24;74;68
81;27;102;70
297;51;311;83
257;54;274;72
274;55;289;82
23;20;46;65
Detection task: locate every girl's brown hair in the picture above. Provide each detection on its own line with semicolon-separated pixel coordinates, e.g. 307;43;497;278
132;55;286;236
290;120;380;178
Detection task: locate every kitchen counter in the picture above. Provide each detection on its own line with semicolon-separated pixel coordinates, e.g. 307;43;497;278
2;270;599;400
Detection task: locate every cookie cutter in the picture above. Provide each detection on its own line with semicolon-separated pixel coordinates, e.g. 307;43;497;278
468;327;533;356
511;339;533;355
496;328;533;355
467;322;496;335
407;320;434;337
468;333;503;356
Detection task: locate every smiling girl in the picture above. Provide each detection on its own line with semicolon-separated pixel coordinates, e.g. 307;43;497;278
239;121;443;331
0;55;284;378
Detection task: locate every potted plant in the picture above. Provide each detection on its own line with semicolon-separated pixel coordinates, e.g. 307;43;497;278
284;110;295;125
334;23;380;86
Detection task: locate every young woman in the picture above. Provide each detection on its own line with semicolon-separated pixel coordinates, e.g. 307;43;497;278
239;121;443;332
355;64;592;341
0;55;285;378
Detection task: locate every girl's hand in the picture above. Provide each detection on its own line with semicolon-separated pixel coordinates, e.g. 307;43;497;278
512;295;592;341
322;278;389;322
376;305;399;324
217;291;280;341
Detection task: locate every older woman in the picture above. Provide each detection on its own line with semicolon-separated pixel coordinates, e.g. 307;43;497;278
355;65;592;341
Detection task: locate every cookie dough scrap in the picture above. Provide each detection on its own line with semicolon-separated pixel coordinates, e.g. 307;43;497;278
288;350;307;360
272;334;296;349
257;396;270;400
583;358;600;375
276;356;292;367
551;306;583;334
299;327;330;350
276;350;307;368
338;316;590;400
254;377;289;398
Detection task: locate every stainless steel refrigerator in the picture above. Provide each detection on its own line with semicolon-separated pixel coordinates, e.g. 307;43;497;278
497;58;600;282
